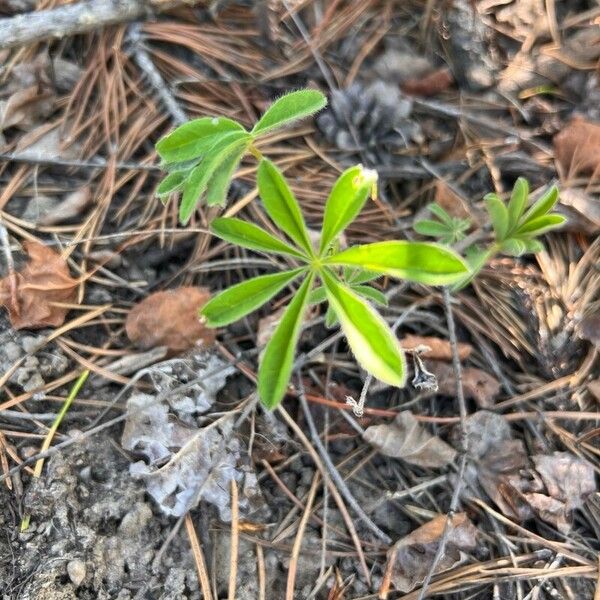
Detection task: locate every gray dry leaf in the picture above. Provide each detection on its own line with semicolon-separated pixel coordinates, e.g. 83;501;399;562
364;411;456;468
387;513;478;593
122;397;259;520
432;362;501;407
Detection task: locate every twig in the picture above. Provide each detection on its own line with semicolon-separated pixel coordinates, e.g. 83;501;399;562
228;479;239;600
416;287;469;600
297;375;392;545
185;514;214;600
0;0;205;50
286;473;320;600
127;24;187;125
0;152;160;172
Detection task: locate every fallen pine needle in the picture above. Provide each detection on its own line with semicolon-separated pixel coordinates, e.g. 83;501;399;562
185;513;213;600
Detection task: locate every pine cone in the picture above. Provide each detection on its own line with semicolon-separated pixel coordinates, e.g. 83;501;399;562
316;81;422;165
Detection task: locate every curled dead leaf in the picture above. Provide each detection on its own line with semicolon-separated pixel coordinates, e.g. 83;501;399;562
385;513;478;593
0;241;78;329
401;67;454;97
364;410;456;468
401;334;472;361
557;188;600;236
126;287;215;354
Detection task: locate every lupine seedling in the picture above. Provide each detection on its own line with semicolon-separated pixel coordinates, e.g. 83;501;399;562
155;91;563;410
414;203;471;245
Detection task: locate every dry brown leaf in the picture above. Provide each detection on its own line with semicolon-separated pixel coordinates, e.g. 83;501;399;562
553;116;600;177
401;67;454;96
431;362;501;407
39;187;91;226
126;287;215;353
400;334;472;361
386;513;478;593
0;241;78;329
558;188;600;236
364;411;456;468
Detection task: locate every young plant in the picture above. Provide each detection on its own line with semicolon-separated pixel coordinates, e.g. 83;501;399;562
414;178;566;289
414;203;470;245
199;160;469;409
155;89;327;223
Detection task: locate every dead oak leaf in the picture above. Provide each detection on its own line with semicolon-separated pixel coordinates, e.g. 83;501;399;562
0;241;78;329
385;512;478;593
364;410;456;468
126;287;215;354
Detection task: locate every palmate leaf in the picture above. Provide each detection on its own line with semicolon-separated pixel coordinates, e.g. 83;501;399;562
319;165;377;254
321;270;405;387
325;241;469;286
258;273;314;409
257;159;313;255
211;217;307;258
252;90;327;136
156;117;246;163
200;268;305;327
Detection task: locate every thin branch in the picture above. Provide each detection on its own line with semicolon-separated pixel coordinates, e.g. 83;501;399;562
416;287;469;600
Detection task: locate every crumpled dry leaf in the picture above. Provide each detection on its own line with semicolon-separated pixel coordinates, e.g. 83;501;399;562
386;513;478;593
364;411;456;468
0;241;78;329
126;287;215;354
554;116;600;177
400;334;472;361
431;362;501;407
461;413;597;533
122;389;260;520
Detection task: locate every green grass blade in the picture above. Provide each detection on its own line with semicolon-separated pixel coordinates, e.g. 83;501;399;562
325;241;469;286
257;158;313;255
252;90;327;136
322;270;405;387
258;273;314;409
200;269;305;327
319;165;377;254
211;217;307;259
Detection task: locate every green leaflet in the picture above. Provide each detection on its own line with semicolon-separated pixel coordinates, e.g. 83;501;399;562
258;273;314;409
507;177;528;228
257;159;313;255
206;145;247;206
200;268;305;327
414;219;452;238
517;214;566;235
179;133;251;223
322;270;405;387
325;241;469;286
521;185;559;224
485;193;509;240
211;217;307;258
351;285;388;307
156;171;187;199
156;117;246;163
252;90;327;136
319;165;377;254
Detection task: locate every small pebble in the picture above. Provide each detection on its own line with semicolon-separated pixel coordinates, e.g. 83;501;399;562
67;559;86;587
